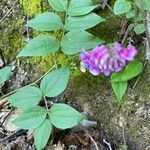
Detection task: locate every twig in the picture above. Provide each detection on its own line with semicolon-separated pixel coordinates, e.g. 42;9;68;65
0;98;8;110
84;129;99;150
133;61;147;89
121;25;131;45
0;0;18;23
0;129;25;142
0;108;14;126
103;139;113;150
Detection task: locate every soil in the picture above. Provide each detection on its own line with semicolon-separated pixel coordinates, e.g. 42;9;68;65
0;0;150;150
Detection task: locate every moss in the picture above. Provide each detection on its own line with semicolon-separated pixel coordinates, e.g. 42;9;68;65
136;64;150;101
127;120;144;137
19;0;41;16
17;0;121;73
89;0;121;43
0;19;24;62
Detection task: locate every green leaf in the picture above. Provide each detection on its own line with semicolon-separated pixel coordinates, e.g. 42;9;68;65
50;103;86;129
12;106;47;129
65;13;105;31
111;59;143;82
114;0;132;15
9;86;43;110
134;24;145;35
111;81;128;101
40;66;70;97
67;0;99;16
27;12;63;31
34;119;52;150
135;0;150;11
18;35;59;57
134;13;143;22
61;30;104;55
0;66;11;85
48;0;68;12
126;10;136;18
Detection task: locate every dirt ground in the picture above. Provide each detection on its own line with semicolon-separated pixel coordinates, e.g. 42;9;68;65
0;0;150;150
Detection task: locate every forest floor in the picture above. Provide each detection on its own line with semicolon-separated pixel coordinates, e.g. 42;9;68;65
0;0;150;150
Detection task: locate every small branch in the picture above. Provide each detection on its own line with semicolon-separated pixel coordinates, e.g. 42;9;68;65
0;0;18;23
103;139;113;150
0;98;8;110
0;108;15;126
84;129;99;150
0;129;25;142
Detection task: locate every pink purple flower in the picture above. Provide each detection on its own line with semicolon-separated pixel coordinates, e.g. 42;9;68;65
80;42;137;76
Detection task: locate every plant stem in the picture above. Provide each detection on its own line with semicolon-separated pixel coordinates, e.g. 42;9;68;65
26;0;30;42
106;3;123;18
0;65;56;100
43;96;51;117
43;96;49;110
60;1;69;44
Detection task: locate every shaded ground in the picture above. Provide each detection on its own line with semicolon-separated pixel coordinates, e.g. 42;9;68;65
0;0;150;150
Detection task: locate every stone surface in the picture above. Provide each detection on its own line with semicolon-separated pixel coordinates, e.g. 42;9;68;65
0;0;150;150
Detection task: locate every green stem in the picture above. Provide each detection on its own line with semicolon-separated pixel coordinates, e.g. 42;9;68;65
60;0;69;44
43;96;51;116
43;96;49;110
106;3;123;18
0;64;56;100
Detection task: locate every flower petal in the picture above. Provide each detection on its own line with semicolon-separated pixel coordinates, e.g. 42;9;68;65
119;45;137;61
89;68;100;76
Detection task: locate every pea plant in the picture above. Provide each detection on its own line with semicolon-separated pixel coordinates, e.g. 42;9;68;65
18;0;105;56
113;0;150;35
0;0;106;149
110;0;150;100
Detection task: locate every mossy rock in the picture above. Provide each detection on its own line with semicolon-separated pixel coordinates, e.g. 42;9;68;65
1;0;150;150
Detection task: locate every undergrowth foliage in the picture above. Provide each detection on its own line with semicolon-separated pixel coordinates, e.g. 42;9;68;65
0;0;146;149
113;0;150;34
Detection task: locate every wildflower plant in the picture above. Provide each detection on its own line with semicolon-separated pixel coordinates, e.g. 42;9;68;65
1;0;105;149
113;0;150;35
80;42;143;100
0;0;144;149
80;42;137;76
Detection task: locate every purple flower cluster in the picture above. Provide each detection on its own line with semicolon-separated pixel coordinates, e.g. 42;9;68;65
80;42;137;76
